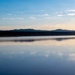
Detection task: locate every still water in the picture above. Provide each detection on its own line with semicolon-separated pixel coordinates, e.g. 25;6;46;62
0;36;75;75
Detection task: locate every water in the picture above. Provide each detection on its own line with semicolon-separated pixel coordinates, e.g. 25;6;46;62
0;36;75;75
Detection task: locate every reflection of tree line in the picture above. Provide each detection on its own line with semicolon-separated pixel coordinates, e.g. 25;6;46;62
0;37;75;42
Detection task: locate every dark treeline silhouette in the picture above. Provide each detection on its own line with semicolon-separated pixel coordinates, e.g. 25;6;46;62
0;29;75;37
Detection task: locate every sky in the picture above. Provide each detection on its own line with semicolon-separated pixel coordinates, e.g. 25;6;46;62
0;0;75;30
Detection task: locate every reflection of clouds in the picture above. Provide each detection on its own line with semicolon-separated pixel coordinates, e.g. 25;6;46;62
2;49;75;61
0;36;75;61
69;53;75;57
30;51;37;55
44;54;49;58
0;51;25;59
11;51;15;54
68;53;75;61
29;50;64;58
19;51;25;54
1;48;75;61
57;52;63;57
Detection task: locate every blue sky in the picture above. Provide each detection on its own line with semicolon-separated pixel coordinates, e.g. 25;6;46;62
0;0;75;30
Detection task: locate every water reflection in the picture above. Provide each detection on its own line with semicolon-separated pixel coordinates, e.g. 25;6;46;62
0;36;75;42
0;36;75;46
0;36;75;75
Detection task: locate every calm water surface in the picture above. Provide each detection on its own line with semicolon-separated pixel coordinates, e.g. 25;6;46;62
0;36;75;75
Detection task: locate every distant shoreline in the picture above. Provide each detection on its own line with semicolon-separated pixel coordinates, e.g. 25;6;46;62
0;29;75;37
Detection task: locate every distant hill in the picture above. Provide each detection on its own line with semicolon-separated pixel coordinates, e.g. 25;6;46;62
0;29;74;32
0;29;44;32
0;29;75;37
51;29;74;32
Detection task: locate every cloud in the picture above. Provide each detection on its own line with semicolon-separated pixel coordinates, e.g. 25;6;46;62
29;17;36;19
6;13;16;16
41;10;47;12
17;18;24;20
2;18;14;20
43;14;49;16
57;14;63;17
2;17;25;20
67;10;75;12
67;13;75;16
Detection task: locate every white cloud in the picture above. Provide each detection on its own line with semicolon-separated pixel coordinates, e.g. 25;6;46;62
67;13;75;16
41;10;47;12
18;18;25;20
67;10;75;12
55;11;63;14
2;17;25;20
43;14;49;16
2;18;14;20
29;17;36;19
57;14;63;17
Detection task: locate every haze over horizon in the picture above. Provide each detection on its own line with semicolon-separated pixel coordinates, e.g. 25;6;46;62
0;0;75;30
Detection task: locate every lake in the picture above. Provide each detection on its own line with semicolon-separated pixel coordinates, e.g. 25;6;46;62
0;36;75;75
